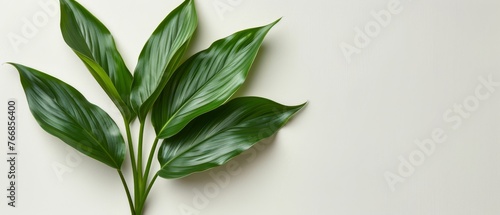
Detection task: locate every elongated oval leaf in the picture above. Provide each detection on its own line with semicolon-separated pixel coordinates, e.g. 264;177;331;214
152;19;280;139
60;0;135;122
130;0;197;121
9;63;125;169
157;97;305;179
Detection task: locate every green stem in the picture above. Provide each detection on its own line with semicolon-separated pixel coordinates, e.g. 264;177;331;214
138;138;160;213
123;119;140;213
134;173;159;215
136;122;146;214
124;120;139;207
124;121;138;177
144;173;159;202
144;138;159;183
137;122;145;174
118;169;135;215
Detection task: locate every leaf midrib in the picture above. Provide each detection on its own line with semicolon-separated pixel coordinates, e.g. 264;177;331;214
137;5;196;113
158;40;256;137
160;116;243;171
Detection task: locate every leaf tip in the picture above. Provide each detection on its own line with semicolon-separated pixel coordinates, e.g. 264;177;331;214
294;101;308;112
182;0;197;12
4;62;20;70
257;18;281;35
3;62;19;73
266;18;281;29
274;17;283;24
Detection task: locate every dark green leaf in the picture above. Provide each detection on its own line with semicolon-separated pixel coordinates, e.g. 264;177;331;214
9;63;125;169
157;97;305;179
60;0;135;122
152;19;280;139
130;0;197;121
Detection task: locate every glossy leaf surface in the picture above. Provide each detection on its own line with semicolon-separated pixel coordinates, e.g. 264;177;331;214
152;19;279;139
130;0;197;121
157;97;305;179
10;63;125;169
60;0;135;122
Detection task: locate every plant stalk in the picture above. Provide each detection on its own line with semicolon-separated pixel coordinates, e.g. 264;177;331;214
136;173;159;215
144;138;159;183
124;120;161;215
124;119;140;209
135;122;146;214
133;138;162;214
144;173;159;200
117;169;135;215
124;121;138;177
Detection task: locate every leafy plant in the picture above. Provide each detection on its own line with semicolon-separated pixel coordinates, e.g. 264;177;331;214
7;0;305;214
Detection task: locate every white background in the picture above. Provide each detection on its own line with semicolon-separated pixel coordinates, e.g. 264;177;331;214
1;0;500;214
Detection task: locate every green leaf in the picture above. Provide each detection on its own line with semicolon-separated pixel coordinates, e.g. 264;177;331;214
157;97;305;179
130;0;197;121
152;19;280;139
9;63;125;169
60;0;135;122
